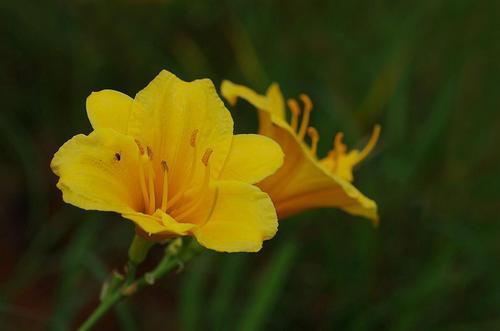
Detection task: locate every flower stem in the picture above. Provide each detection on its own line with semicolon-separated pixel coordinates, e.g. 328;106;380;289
77;238;202;331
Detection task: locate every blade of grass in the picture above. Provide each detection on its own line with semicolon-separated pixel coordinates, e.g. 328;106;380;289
210;254;250;330
180;252;213;331
237;240;298;331
49;217;102;331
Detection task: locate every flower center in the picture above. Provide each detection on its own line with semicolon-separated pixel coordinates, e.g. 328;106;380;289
135;131;214;220
283;94;380;181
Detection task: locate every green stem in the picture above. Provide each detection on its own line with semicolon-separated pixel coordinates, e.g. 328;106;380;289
77;238;202;331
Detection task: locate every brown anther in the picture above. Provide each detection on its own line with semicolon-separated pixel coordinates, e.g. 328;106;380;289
146;146;153;160
190;129;199;147
202;148;213;166
135;139;145;154
161;160;169;172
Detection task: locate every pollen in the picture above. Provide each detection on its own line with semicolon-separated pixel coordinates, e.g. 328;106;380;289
202;148;213;166
191;129;199;147
146;146;154;160
135;139;145;155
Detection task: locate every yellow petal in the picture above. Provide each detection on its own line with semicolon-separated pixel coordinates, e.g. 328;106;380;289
86;90;134;134
219;134;284;184
265;83;286;120
193;181;278;252
221;80;286;121
50;128;143;213
123;210;195;236
130;70;233;188
258;124;379;223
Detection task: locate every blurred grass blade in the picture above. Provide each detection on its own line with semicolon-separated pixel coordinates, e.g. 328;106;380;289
237;241;298;331
210;254;250;330
49;218;102;331
180;253;213;331
0;113;48;233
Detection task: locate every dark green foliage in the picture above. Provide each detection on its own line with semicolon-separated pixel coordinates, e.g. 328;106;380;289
1;0;498;329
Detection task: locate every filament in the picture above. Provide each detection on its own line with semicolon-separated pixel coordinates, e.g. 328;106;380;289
146;161;156;214
307;127;319;155
173;148;213;220
287;99;301;132
166;129;199;210
297;94;312;140
138;156;149;212
160;160;169;212
355;125;381;162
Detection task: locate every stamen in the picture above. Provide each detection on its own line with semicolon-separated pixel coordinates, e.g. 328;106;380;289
135;139;145;155
355;124;381;162
146;146;153;160
297;94;313;140
287;99;301;132
166;129;200;211
307;127;319;155
202;148;213;166
146;161;156;214
174;149;212;220
333;132;347;155
160;160;169;212
190;129;199;147
138;157;149;212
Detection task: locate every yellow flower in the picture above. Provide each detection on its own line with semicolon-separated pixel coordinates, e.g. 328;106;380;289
51;70;284;252
221;81;380;224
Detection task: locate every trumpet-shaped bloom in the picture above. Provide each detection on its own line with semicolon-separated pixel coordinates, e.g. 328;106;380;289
51;70;284;252
221;81;380;224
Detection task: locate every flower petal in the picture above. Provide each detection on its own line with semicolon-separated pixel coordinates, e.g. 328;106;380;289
50;128;143;213
130;70;233;189
86;90;134;134
193;181;278;252
123;210;195;236
221;80;286;121
219;134;284;184
258;124;379;223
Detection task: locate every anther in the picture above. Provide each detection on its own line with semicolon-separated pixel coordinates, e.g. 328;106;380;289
307;127;319;155
146;146;153;160
135;139;145;155
287;99;301;132
161;160;169;172
298;94;313;140
202;148;213;166
190;129;199;147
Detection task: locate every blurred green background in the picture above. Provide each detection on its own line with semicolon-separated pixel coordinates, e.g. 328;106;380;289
1;0;499;330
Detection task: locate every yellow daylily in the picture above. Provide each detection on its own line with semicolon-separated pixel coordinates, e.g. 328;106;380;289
51;70;284;252
221;81;380;224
